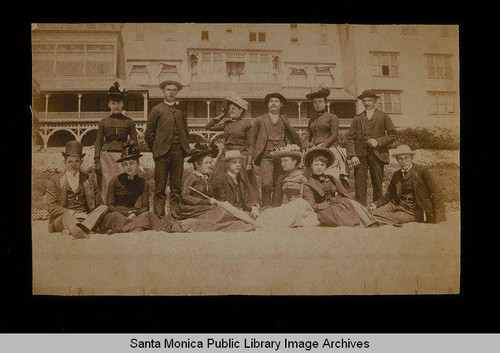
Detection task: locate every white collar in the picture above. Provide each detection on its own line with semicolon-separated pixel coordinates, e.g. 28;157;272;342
164;100;177;106
227;170;238;182
65;170;80;192
194;171;209;179
401;164;414;174
365;108;376;119
269;112;280;119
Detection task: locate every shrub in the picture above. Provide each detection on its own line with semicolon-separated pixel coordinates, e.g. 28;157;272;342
391;127;459;150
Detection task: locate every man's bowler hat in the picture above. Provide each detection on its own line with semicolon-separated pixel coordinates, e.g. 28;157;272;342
357;89;380;100
62;140;85;158
265;92;287;104
159;80;183;91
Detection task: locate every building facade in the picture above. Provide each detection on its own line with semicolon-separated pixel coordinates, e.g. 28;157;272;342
32;23;459;149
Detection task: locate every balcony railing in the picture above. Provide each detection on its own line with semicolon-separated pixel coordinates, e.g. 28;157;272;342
40;111;146;122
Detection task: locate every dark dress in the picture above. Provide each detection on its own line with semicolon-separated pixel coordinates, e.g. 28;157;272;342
204;117;260;204
303;174;376;227
101;173;179;233
179;171;255;232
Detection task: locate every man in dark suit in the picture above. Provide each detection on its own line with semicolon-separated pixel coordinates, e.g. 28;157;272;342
211;150;260;218
46;141;108;239
368;145;446;225
346;89;398;205
246;92;302;207
145;80;191;218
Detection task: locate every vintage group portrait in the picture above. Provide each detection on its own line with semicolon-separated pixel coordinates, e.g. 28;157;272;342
31;23;460;296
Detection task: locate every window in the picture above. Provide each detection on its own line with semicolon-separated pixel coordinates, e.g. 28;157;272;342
136;24;145;40
226;62;245;83
190;54;199;82
249;32;257;42
290;24;298;42
33;43;115;77
375;91;402;114
314;67;334;87
201;31;209;41
401;25;418;35
129;65;150;85
258;32;266;42
158;64;179;82
371;52;399;77
428;92;456;115
250;32;266;42
320;24;327;44
427;54;452;79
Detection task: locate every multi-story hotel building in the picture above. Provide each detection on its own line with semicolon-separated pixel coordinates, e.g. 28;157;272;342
32;23;459;149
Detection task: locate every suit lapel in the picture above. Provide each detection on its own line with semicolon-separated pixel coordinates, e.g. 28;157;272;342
306;178;325;198
395;171;403;200
59;173;68;207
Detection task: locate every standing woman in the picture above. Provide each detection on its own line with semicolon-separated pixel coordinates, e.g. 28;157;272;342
303;147;377;228
305;87;349;188
94;82;138;203
204;95;259;205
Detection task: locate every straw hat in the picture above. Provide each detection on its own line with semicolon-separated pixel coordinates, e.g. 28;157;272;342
392;145;416;158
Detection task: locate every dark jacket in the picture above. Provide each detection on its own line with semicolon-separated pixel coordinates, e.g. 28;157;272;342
374;164;446;223
106;173;149;216
46;171;102;231
144;102;191;159
303;174;351;212
94;114;138;159
345;109;398;164
247;113;302;166
307;111;339;148
211;172;253;211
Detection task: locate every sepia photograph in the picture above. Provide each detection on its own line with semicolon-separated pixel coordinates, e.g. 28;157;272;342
31;23;460;296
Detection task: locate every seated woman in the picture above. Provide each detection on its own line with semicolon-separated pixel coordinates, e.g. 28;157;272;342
303;147;377;228
179;143;256;233
256;145;319;229
100;142;180;234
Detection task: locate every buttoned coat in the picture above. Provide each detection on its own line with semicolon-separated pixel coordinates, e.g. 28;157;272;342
144;102;191;159
211;172;253;211
307;111;339;148
247;114;302;166
46;171;102;232
345;109;398;164
374;164;446;223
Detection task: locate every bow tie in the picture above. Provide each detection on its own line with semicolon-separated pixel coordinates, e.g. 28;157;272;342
127;175;136;181
199;174;209;180
314;174;329;182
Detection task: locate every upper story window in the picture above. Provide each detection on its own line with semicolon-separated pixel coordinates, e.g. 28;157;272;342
190;51;279;84
33;43;115;77
426;54;452;79
428;92;456;115
201;31;209;41
158;63;179;83
314;67;334;87
249;32;266;42
375;91;402;114
401;25;418;35
371;52;399;77
290;24;298;43
129;65;150;85
319;24;327;44
258;32;266;42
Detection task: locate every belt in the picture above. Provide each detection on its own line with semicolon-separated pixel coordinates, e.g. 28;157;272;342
400;194;416;209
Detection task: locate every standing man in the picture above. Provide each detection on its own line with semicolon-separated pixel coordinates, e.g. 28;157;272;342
247;92;302;207
346;89;398;206
145;80;191;218
46;140;108;239
368;145;446;225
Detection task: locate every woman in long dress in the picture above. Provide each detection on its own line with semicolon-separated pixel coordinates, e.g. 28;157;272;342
256;145;319;229
305;87;349;188
204;95;259;205
94;82;138;203
303;147;377;228
179;143;256;233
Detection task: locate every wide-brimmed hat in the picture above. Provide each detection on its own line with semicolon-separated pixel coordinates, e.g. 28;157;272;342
62;140;85;158
306;87;331;101
272;144;303;160
116;142;142;163
225;95;249;111
357;89;380;100
392;144;416;158
304;146;335;168
223;150;246;162
187;143;218;163
159;80;183;91
264;92;287;104
106;81;126;102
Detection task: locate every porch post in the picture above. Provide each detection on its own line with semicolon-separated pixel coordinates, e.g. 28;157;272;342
206;100;211;121
77;94;82;119
297;101;302;124
143;92;148;120
45;94;50;120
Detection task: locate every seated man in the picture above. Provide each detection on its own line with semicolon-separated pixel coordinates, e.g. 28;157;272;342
100;142;178;234
210;150;260;218
368;145;446;225
46;141;108;239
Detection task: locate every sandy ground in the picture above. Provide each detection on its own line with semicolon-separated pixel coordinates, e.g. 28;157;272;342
32;211;460;296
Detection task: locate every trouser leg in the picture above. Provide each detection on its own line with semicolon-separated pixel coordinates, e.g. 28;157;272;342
169;144;185;215
153;153;170;218
354;155;369;206
271;158;284;207
367;151;385;203
259;156;275;207
52;211;79;232
79;205;109;233
373;202;417;224
100;211;128;233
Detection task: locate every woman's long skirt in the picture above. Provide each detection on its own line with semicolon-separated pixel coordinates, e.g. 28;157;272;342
256;198;319;229
100;151;123;203
317;195;377;228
